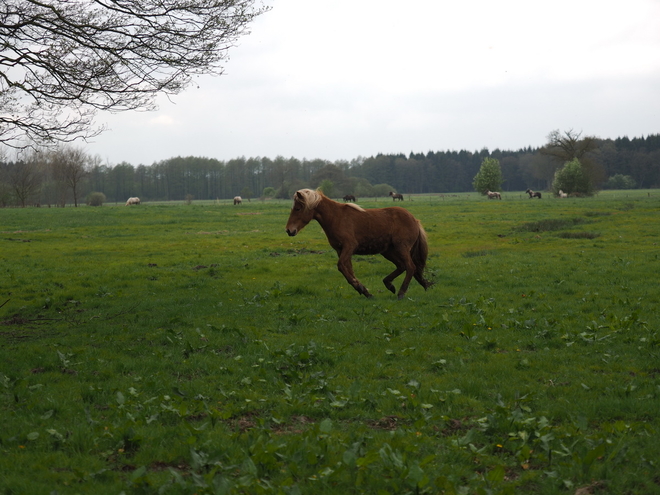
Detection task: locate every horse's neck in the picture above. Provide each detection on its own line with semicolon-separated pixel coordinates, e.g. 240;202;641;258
313;197;339;231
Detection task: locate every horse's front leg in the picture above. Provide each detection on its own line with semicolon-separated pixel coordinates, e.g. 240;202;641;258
337;251;372;298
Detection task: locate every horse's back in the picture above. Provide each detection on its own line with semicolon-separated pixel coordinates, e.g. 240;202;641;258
343;206;422;250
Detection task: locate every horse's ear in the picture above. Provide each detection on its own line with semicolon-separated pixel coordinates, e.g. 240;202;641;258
295;191;304;203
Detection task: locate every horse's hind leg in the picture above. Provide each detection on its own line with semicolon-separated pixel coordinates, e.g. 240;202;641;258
397;265;416;300
414;271;433;290
383;250;415;299
383;266;404;294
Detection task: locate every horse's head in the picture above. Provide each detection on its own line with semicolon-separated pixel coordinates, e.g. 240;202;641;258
285;189;319;236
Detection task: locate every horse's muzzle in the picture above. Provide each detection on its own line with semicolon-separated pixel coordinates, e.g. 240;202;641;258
286;228;297;237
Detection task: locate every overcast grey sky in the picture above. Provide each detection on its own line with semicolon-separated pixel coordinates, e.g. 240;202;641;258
89;0;660;166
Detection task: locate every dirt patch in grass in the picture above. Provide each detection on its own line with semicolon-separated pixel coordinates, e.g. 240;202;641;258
1;314;32;326
367;415;404;431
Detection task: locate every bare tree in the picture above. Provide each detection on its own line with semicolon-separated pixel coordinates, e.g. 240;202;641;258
2;151;44;206
541;129;598;162
50;146;90;207
0;147;10;206
1;0;269;149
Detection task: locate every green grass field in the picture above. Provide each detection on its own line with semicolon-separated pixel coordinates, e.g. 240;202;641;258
1;191;659;494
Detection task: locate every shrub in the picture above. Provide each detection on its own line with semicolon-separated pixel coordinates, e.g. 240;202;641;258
240;187;253;201
86;192;106;206
552;158;594;196
353;179;374;198
372;183;396;197
604;174;636;190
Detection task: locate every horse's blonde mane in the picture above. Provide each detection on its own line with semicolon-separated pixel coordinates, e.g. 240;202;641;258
346;203;365;212
295;189;365;212
295;189;323;210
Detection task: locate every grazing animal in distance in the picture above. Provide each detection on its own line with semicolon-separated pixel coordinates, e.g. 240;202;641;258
233;196;242;205
389;191;404;201
125;197;140;206
486;190;501;200
558;190;568;198
526;189;542;199
343;194;356;202
285;189;432;299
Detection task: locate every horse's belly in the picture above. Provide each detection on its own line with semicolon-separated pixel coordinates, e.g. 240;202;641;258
354;239;388;255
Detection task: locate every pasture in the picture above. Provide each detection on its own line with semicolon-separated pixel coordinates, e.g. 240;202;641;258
1;191;659;494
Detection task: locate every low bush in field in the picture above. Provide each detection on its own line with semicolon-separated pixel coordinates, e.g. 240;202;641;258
86;191;107;206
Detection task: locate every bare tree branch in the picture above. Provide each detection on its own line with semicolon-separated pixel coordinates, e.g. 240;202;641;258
1;0;269;148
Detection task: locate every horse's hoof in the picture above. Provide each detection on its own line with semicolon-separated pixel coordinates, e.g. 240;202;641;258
397;293;406;300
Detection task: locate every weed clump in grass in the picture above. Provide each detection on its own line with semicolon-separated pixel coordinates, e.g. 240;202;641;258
517;217;589;232
557;232;601;239
462;250;495;258
584;211;612;217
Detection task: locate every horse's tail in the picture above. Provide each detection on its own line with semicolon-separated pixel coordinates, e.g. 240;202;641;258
412;223;433;289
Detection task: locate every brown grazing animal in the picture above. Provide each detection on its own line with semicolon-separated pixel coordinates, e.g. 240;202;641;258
285;189;432;299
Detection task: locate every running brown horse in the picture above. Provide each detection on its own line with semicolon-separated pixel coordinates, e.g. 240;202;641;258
285;189;432;299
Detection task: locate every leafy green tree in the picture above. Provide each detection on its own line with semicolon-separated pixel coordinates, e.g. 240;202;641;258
353;178;374;198
552;159;594;196
472;158;503;194
262;187;275;198
318;179;334;198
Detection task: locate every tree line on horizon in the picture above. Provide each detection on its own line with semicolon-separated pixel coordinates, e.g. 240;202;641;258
1;132;659;206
